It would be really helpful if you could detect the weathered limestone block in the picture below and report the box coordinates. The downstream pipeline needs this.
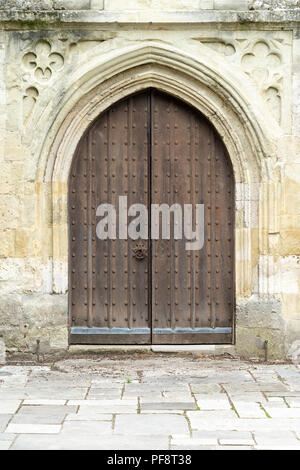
[281,293,300,319]
[103,0,249,10]
[0,258,53,294]
[0,0,103,9]
[214,0,248,9]
[250,0,299,9]
[0,230,15,258]
[236,295,283,329]
[0,0,53,9]
[0,195,19,229]
[90,0,103,9]
[285,320,300,355]
[0,293,68,355]
[235,326,285,359]
[53,0,90,9]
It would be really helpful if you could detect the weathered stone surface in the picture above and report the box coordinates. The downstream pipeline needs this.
[0,337,5,364]
[114,414,189,435]
[1,0,298,11]
[141,402,197,410]
[0,0,53,9]
[1,359,300,449]
[0,400,21,414]
[0,415,12,433]
[6,423,61,434]
[250,0,299,9]
[11,433,169,450]
[0,293,67,355]
[236,296,283,329]
[11,405,77,424]
[194,395,231,410]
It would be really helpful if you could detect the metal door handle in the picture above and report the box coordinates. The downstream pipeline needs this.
[132,243,147,261]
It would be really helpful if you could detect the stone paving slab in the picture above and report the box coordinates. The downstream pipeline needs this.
[141,402,197,411]
[132,393,165,401]
[0,400,21,414]
[140,410,184,414]
[23,400,67,405]
[6,424,62,434]
[172,436,218,447]
[262,407,300,418]
[77,404,138,414]
[11,405,78,425]
[223,383,289,393]
[188,410,239,428]
[0,441,14,450]
[229,392,267,403]
[87,390,121,399]
[0,433,15,441]
[114,414,190,435]
[1,357,300,450]
[11,433,170,450]
[286,398,300,407]
[61,421,113,436]
[190,383,222,394]
[194,395,231,410]
[22,388,88,400]
[65,413,113,421]
[0,415,12,433]
[232,402,267,418]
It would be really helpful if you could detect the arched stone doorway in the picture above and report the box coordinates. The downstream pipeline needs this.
[68,89,235,345]
[38,40,278,355]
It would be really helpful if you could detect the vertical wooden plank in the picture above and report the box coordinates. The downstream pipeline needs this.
[92,113,109,328]
[189,113,195,330]
[69,136,89,327]
[151,90,172,331]
[129,92,150,329]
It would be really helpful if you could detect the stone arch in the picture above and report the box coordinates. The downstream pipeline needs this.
[36,40,279,303]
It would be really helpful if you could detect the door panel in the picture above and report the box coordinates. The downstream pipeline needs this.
[69,89,234,345]
[69,93,151,344]
[151,90,234,344]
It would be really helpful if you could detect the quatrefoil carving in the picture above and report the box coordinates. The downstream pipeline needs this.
[22,40,64,83]
[241,41,281,85]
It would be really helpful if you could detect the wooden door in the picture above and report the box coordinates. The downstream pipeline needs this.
[69,89,234,345]
[151,90,234,344]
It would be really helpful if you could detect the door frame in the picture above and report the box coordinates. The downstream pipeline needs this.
[40,42,271,350]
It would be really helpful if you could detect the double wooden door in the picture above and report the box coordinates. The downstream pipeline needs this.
[69,89,234,345]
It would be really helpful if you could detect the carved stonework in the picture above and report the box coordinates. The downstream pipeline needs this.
[194,32,292,130]
[23,87,39,126]
[22,40,64,84]
[241,40,282,124]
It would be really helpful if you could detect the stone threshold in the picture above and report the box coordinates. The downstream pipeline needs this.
[68,344,236,355]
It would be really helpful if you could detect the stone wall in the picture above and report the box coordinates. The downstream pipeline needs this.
[0,3,299,360]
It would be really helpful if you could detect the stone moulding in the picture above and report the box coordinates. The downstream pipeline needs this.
[32,40,281,303]
[0,10,299,24]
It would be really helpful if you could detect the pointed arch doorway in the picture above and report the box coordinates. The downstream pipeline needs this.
[69,89,234,345]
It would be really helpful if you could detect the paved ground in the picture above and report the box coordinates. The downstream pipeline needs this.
[0,353,300,450]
